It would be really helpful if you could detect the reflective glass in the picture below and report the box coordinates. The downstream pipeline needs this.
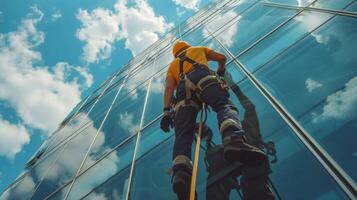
[42,111,96,157]
[204,0,259,37]
[346,1,357,11]
[311,0,354,10]
[239,11,333,71]
[190,64,347,199]
[31,117,104,200]
[218,3,295,56]
[66,136,136,200]
[0,145,64,200]
[130,134,176,199]
[143,74,165,125]
[46,184,69,200]
[80,83,147,172]
[87,77,125,120]
[82,167,131,200]
[252,15,357,182]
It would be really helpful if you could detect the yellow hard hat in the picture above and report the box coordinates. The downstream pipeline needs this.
[172,41,191,57]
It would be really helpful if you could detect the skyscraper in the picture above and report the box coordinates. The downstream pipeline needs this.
[1,0,356,199]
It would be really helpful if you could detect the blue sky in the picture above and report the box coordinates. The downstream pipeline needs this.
[0,0,210,193]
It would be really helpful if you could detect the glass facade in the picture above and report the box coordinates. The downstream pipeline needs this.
[1,0,356,199]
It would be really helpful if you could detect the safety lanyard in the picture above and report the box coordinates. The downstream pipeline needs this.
[190,102,206,200]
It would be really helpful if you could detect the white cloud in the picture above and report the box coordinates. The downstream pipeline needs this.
[51,9,62,21]
[76,8,121,63]
[313,76,357,123]
[115,0,173,56]
[172,0,200,11]
[203,11,240,47]
[305,78,323,93]
[295,11,331,45]
[119,112,140,133]
[176,7,185,17]
[2,175,35,200]
[0,118,30,160]
[76,0,173,63]
[0,6,92,135]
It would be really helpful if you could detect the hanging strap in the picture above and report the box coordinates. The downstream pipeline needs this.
[190,102,205,200]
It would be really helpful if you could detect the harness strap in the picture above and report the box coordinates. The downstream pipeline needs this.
[197,75,220,92]
[174,99,201,112]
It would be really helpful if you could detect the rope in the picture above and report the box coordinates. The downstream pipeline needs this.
[190,102,206,200]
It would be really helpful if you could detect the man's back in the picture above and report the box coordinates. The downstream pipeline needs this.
[166,46,213,85]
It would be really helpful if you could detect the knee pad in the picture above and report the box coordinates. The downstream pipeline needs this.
[219,118,243,136]
[172,155,193,174]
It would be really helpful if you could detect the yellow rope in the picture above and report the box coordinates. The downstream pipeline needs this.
[190,103,205,200]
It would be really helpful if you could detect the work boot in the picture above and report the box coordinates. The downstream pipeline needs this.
[172,155,196,200]
[172,170,191,200]
[223,135,266,166]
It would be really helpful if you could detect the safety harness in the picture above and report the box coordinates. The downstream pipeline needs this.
[173,51,226,113]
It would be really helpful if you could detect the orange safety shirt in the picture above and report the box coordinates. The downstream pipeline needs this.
[166,46,213,86]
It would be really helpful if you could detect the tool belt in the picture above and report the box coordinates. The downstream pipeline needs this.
[173,51,228,113]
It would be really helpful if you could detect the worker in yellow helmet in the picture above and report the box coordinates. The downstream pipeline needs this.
[160,41,266,199]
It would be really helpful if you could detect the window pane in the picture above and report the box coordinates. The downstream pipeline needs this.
[82,167,131,200]
[218,3,295,56]
[252,15,357,182]
[31,117,104,200]
[191,64,347,199]
[80,83,147,172]
[130,134,176,199]
[66,136,136,200]
[311,0,354,10]
[0,143,64,200]
[346,1,357,11]
[239,10,333,71]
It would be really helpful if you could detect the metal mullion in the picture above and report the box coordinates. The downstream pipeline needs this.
[42,81,160,200]
[49,72,119,148]
[229,0,354,95]
[63,63,134,200]
[43,94,91,156]
[263,1,357,18]
[125,76,153,200]
[204,0,259,41]
[233,0,320,60]
[80,134,174,200]
[179,0,237,39]
[205,21,357,199]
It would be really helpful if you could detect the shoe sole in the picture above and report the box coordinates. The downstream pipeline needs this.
[173,177,189,200]
[224,147,267,166]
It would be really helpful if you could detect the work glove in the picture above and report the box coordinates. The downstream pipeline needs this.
[216,68,225,77]
[160,109,173,133]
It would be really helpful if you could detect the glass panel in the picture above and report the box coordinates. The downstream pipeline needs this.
[268,0,311,7]
[252,15,357,182]
[311,0,354,10]
[87,77,125,120]
[143,74,165,125]
[43,111,96,157]
[46,184,69,200]
[80,83,147,172]
[346,1,357,11]
[204,0,259,38]
[0,174,36,200]
[31,117,104,200]
[219,3,295,56]
[129,120,174,199]
[239,11,333,71]
[82,167,131,200]
[0,145,64,200]
[66,136,136,200]
[191,64,347,199]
